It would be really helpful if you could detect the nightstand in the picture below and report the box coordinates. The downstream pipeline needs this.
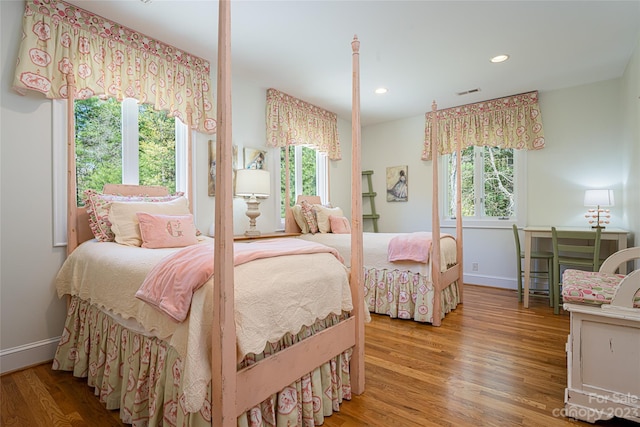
[233,232,301,241]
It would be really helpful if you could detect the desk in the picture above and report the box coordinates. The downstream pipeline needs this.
[523,226,628,308]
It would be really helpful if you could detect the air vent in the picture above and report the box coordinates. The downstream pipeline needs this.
[456,88,481,96]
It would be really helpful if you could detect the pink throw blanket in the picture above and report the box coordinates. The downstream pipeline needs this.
[135,238,344,322]
[388,232,436,263]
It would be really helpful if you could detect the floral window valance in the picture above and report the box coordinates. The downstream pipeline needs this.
[266,88,341,160]
[13,0,216,134]
[422,91,545,160]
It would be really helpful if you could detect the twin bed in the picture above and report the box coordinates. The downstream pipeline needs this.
[288,195,462,326]
[45,2,461,426]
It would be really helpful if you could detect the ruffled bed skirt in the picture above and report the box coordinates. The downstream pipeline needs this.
[52,296,352,426]
[363,267,460,323]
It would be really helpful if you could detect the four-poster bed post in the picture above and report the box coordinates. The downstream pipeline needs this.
[429,101,464,327]
[350,35,365,394]
[212,0,236,425]
[66,73,77,255]
[211,2,364,424]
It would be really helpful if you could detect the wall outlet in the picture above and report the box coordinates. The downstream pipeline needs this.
[472,262,479,272]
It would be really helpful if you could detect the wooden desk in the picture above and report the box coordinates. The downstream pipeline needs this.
[523,226,628,308]
[233,232,300,241]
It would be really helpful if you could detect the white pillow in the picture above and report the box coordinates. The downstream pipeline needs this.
[313,205,343,233]
[292,204,310,234]
[110,197,191,246]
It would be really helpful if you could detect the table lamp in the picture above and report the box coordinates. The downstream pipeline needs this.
[235,169,270,237]
[584,189,614,229]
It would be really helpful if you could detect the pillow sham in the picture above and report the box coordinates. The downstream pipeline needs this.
[329,215,351,234]
[137,212,198,249]
[314,205,343,233]
[109,197,191,246]
[291,204,310,234]
[299,200,319,234]
[83,189,184,242]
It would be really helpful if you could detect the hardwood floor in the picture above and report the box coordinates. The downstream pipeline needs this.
[1,284,636,426]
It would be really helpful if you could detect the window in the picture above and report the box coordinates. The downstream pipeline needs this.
[279,145,328,219]
[74,97,186,204]
[53,98,187,245]
[443,146,525,226]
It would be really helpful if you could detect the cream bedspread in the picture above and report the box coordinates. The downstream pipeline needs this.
[55,237,352,412]
[298,232,457,274]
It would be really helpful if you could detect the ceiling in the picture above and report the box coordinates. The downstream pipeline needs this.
[65,0,640,127]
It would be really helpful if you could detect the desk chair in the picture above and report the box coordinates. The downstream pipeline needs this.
[513,224,554,305]
[551,227,602,314]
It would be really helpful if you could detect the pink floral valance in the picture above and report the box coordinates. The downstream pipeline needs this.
[266,88,341,160]
[13,0,216,134]
[422,91,545,160]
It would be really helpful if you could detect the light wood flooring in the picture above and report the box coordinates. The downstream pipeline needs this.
[1,284,636,426]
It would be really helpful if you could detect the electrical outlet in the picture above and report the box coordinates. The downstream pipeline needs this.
[472,262,479,272]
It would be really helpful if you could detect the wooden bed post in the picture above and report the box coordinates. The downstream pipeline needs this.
[350,35,365,394]
[430,101,443,327]
[212,0,237,425]
[455,122,464,304]
[66,73,78,255]
[186,103,194,213]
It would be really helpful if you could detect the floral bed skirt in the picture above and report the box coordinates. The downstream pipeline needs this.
[52,296,352,426]
[363,267,460,323]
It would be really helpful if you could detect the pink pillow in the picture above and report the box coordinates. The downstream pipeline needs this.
[136,212,198,249]
[329,215,351,234]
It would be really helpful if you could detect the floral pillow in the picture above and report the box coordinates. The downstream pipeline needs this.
[137,212,198,249]
[299,200,319,234]
[83,189,184,242]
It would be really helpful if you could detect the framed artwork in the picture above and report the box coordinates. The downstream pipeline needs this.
[244,147,266,170]
[208,140,238,197]
[386,165,408,202]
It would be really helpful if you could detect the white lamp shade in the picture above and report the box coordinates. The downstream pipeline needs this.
[235,169,270,197]
[584,189,614,207]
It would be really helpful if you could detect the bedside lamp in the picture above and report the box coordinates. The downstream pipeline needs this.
[584,189,614,229]
[235,169,270,237]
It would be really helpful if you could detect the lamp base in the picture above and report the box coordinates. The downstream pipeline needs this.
[591,225,606,230]
[244,195,262,237]
[244,229,261,237]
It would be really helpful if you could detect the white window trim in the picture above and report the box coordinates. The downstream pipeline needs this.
[439,148,527,229]
[52,99,187,247]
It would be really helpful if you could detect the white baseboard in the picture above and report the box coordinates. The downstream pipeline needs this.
[0,337,60,375]
[463,273,517,290]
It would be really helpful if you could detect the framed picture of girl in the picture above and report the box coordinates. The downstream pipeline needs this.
[386,165,408,202]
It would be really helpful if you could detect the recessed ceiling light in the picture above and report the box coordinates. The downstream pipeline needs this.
[490,54,510,63]
[374,87,388,94]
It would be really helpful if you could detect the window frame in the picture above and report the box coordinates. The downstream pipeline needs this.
[277,145,328,229]
[52,98,188,246]
[439,146,527,229]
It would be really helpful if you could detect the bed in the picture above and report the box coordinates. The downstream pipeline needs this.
[288,195,461,325]
[562,247,640,423]
[48,2,366,426]
[284,101,465,327]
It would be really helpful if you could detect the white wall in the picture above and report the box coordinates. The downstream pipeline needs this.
[621,35,640,268]
[1,1,69,373]
[332,75,638,289]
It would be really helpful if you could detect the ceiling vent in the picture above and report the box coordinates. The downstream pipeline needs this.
[456,88,481,96]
